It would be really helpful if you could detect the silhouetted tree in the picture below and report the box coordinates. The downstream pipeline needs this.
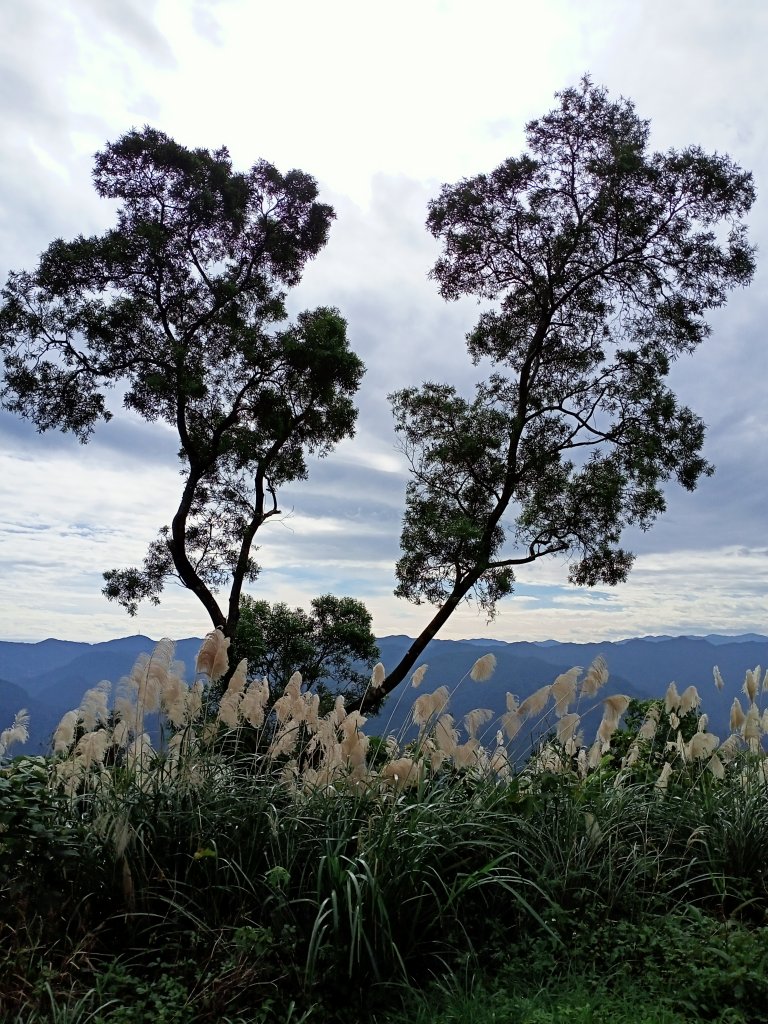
[0,129,365,636]
[359,77,755,709]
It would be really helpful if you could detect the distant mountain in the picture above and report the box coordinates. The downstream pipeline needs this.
[365,637,645,745]
[0,636,203,754]
[1,632,766,757]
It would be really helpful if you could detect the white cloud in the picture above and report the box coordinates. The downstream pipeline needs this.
[1,0,766,643]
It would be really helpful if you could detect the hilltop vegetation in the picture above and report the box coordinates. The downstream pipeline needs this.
[2,632,768,1022]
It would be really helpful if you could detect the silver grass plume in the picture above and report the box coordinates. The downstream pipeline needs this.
[470,653,496,682]
[464,708,493,739]
[410,664,428,688]
[678,685,701,717]
[551,668,580,717]
[581,656,609,697]
[0,709,29,757]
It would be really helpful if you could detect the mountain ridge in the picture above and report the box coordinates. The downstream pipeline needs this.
[2,633,766,755]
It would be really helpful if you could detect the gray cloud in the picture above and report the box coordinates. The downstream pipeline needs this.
[1,0,766,643]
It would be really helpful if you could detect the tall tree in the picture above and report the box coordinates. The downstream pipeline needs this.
[0,128,365,636]
[358,77,755,709]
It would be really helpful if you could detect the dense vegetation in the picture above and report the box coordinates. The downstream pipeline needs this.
[2,634,767,1023]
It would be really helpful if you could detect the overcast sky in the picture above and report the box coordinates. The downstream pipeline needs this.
[0,0,766,645]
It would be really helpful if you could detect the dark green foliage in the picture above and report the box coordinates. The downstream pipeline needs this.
[231,593,380,707]
[374,77,755,702]
[0,756,106,929]
[3,741,768,1022]
[0,128,365,635]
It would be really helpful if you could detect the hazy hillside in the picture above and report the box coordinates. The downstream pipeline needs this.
[1,633,765,755]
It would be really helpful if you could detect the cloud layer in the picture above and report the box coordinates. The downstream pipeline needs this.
[1,0,766,643]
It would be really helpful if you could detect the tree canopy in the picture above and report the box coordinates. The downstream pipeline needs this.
[231,594,380,709]
[0,128,365,636]
[362,77,755,707]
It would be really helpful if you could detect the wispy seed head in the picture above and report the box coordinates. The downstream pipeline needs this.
[470,654,496,682]
[410,664,427,689]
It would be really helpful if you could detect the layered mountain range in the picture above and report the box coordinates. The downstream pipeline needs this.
[1,633,766,755]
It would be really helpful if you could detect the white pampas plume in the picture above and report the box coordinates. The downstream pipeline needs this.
[272,672,304,725]
[111,720,130,748]
[228,659,249,694]
[718,733,742,764]
[410,664,428,688]
[434,714,458,755]
[187,680,204,722]
[686,732,719,761]
[665,683,681,713]
[678,686,700,717]
[707,754,725,780]
[596,695,629,746]
[371,663,386,689]
[243,679,274,729]
[381,756,420,791]
[161,671,188,728]
[452,739,480,769]
[195,628,230,681]
[0,709,30,757]
[114,694,138,735]
[501,709,523,741]
[587,739,603,769]
[79,681,111,732]
[743,705,761,744]
[603,694,630,719]
[470,653,496,682]
[713,666,725,692]
[581,656,609,697]
[743,666,761,705]
[638,704,661,741]
[597,717,618,747]
[489,746,511,778]
[500,693,521,741]
[127,733,153,772]
[269,724,300,758]
[551,668,580,717]
[217,658,249,729]
[130,640,176,715]
[340,711,368,768]
[412,686,450,727]
[556,712,581,745]
[217,694,240,729]
[584,812,602,845]
[730,698,746,732]
[517,685,551,720]
[74,728,110,768]
[53,710,78,755]
[464,708,493,739]
[548,667,581,716]
[623,742,640,768]
[128,654,162,714]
